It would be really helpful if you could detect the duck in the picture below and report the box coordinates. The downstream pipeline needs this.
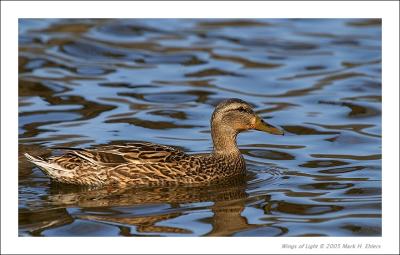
[25,98,284,187]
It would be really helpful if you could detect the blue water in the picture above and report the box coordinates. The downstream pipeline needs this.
[19,18,381,236]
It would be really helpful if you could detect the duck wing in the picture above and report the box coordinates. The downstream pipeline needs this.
[54,142,187,166]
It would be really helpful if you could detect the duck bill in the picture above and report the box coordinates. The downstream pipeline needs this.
[254,116,284,135]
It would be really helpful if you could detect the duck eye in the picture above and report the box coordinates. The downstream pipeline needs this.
[237,107,247,113]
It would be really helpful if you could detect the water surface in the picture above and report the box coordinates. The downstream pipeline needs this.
[19,19,381,236]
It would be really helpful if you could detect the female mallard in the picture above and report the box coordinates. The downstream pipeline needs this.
[25,98,284,187]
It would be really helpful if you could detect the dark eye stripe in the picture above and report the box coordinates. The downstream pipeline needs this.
[237,107,252,113]
[226,106,252,113]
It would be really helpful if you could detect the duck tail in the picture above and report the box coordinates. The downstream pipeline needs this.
[24,153,69,179]
[24,153,43,162]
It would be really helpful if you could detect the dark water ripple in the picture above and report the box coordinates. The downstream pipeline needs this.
[18,19,381,236]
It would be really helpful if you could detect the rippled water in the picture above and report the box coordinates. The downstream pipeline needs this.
[18,19,381,236]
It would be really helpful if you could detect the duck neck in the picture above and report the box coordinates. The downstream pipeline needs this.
[211,123,241,156]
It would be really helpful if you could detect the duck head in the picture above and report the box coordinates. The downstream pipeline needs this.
[211,98,284,153]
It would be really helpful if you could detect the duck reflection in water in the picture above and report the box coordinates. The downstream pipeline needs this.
[20,176,286,236]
